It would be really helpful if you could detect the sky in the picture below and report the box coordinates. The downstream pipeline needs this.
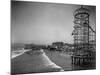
[11,1,96,45]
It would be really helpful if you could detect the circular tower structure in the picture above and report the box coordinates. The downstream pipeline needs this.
[72,6,90,51]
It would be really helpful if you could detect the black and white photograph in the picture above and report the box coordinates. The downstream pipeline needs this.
[11,0,96,75]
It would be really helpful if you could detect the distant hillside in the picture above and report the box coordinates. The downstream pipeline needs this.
[11,43,25,51]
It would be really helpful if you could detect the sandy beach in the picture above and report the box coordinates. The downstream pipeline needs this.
[11,49,64,74]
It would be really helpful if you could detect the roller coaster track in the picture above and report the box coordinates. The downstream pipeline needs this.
[88,25,96,34]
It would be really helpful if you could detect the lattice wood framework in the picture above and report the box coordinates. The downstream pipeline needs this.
[72,6,96,51]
